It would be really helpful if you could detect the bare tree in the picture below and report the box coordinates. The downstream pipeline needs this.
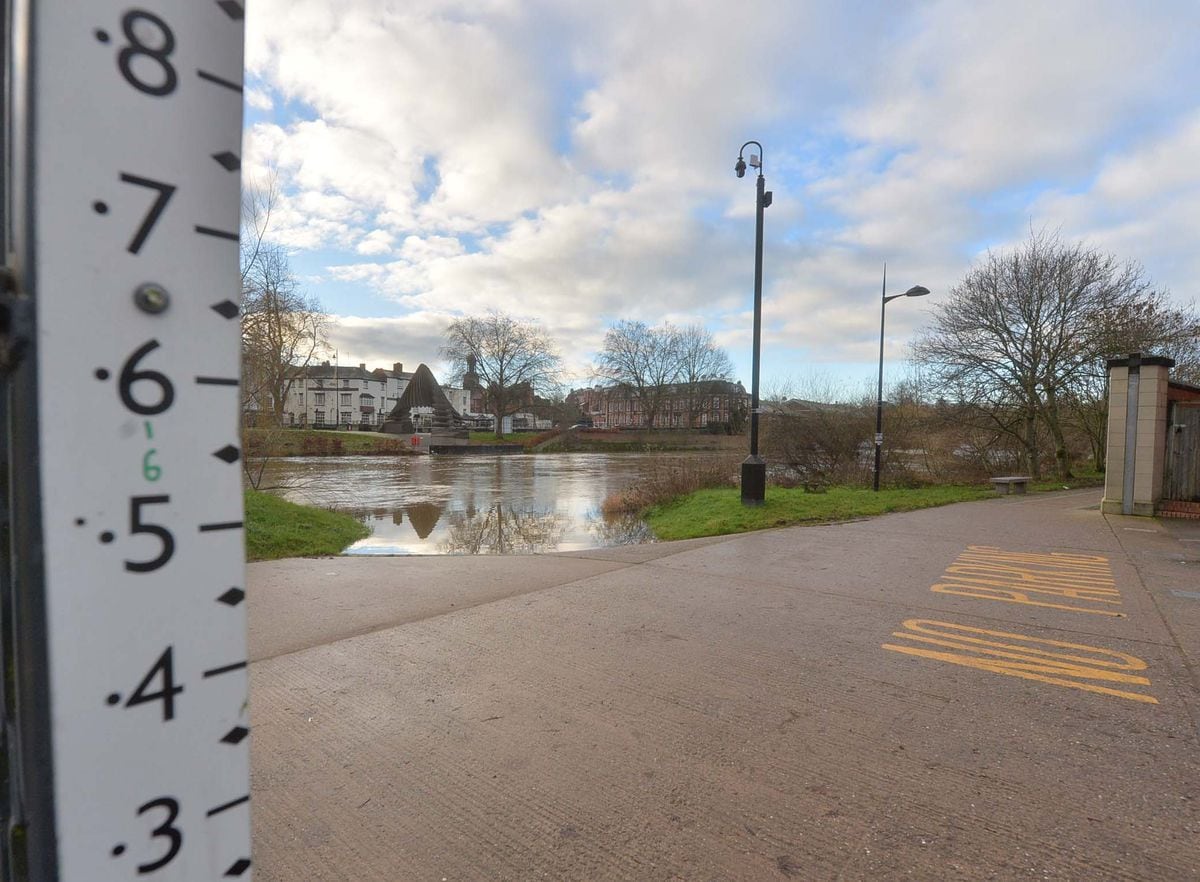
[677,324,734,428]
[441,311,563,438]
[1064,295,1200,470]
[914,229,1199,480]
[595,320,683,428]
[761,376,872,485]
[236,172,330,492]
[240,172,278,296]
[240,245,329,427]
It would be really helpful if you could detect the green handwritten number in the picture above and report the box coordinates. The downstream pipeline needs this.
[143,449,161,482]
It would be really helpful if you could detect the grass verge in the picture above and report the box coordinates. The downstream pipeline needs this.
[243,428,415,457]
[467,431,546,447]
[644,485,993,541]
[1027,469,1106,493]
[244,489,371,561]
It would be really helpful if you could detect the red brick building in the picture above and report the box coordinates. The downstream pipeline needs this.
[568,381,748,430]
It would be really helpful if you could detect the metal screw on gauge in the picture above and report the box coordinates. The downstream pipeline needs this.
[134,283,170,315]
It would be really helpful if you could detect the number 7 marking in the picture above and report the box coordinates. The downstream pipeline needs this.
[119,173,176,254]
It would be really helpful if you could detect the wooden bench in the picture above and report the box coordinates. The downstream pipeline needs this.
[990,476,1032,495]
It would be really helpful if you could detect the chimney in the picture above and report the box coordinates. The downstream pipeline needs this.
[322,360,330,367]
[393,362,403,373]
[359,363,366,370]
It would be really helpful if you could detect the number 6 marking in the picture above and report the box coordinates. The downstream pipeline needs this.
[142,449,161,482]
[119,340,175,416]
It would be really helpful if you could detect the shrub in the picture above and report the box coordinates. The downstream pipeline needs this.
[525,428,563,448]
[601,455,739,515]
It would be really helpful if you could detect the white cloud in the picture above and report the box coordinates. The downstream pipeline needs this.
[356,229,395,256]
[1029,112,1200,298]
[244,86,273,111]
[245,0,1200,389]
[326,313,451,377]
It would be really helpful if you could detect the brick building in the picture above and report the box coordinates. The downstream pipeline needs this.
[567,380,748,430]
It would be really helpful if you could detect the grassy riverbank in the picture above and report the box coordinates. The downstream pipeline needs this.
[244,489,371,561]
[644,485,993,541]
[538,429,744,453]
[244,428,415,457]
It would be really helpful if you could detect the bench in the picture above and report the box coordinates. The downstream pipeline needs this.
[990,476,1032,495]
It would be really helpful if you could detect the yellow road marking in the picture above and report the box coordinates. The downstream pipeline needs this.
[882,618,1157,704]
[931,545,1123,615]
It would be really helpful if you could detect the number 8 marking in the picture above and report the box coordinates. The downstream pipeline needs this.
[117,10,178,97]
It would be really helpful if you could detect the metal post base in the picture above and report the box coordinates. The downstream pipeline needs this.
[741,456,766,506]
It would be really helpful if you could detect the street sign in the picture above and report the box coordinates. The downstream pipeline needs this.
[4,1,250,878]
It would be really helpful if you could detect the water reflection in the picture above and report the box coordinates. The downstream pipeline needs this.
[404,502,443,539]
[262,452,681,555]
[439,505,567,554]
[588,513,656,546]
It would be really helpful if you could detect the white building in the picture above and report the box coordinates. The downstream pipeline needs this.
[248,360,486,431]
[281,361,414,429]
[443,386,471,417]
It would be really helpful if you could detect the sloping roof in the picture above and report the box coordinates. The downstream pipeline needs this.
[285,363,415,382]
[298,365,414,381]
[381,363,465,435]
[568,379,748,399]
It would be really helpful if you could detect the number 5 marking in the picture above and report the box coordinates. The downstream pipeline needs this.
[119,173,176,254]
[126,495,175,573]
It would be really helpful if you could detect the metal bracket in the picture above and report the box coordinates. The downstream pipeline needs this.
[0,267,32,375]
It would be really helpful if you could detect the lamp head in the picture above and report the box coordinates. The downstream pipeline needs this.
[734,157,746,178]
[904,285,930,298]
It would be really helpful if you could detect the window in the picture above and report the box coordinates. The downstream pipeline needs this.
[314,409,324,423]
[340,393,351,406]
[314,393,325,405]
[341,411,351,424]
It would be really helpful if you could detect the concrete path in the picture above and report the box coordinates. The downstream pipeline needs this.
[247,490,1200,880]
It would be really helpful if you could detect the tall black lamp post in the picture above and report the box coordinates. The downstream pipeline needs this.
[873,265,929,491]
[735,141,772,505]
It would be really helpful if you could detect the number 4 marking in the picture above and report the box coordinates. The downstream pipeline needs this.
[125,647,183,721]
[119,173,176,254]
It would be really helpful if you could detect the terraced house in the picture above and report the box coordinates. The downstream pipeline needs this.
[568,380,749,430]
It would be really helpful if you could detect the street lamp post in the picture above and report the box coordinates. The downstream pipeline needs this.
[735,141,772,505]
[873,265,929,491]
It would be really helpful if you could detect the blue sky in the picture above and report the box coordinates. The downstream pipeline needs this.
[243,0,1200,397]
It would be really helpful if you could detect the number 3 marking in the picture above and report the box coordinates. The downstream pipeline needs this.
[135,797,182,873]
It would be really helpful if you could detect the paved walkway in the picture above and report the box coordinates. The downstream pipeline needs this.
[247,490,1200,880]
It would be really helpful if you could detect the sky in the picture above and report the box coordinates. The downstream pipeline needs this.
[242,0,1200,398]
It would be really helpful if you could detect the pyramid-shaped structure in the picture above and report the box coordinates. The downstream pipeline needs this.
[381,363,467,437]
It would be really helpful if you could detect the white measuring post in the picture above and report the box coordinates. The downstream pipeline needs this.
[3,0,250,878]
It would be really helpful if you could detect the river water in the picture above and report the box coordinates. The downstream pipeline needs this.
[262,452,677,555]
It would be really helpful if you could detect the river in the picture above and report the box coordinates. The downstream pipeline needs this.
[261,452,684,555]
